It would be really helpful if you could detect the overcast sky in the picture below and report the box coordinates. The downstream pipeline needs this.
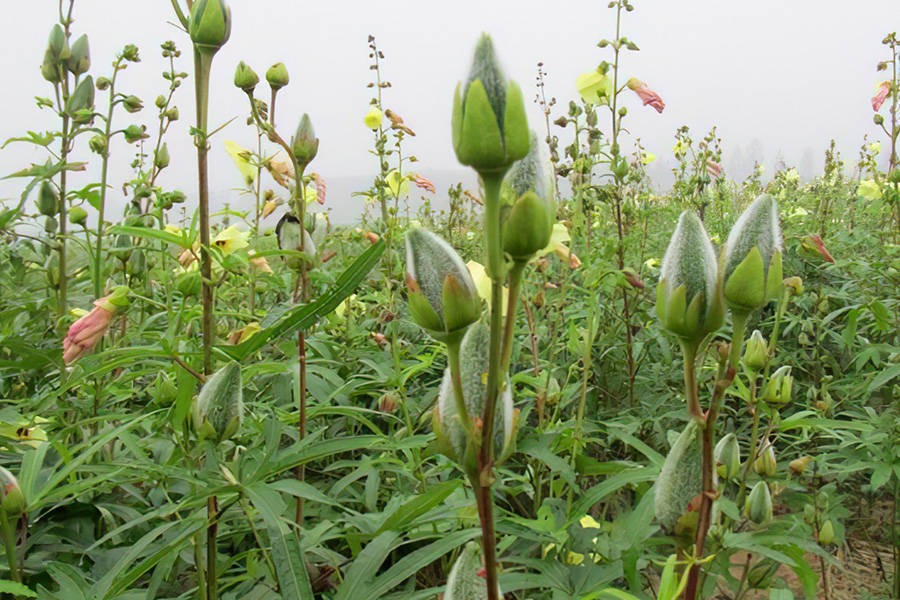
[0,1,894,223]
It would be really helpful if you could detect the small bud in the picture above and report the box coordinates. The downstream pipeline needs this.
[721,194,784,315]
[656,210,724,345]
[192,361,243,443]
[189,0,232,53]
[783,276,803,296]
[501,131,554,260]
[405,228,481,342]
[745,481,773,525]
[789,455,812,475]
[715,432,741,480]
[754,438,777,477]
[166,107,180,121]
[234,61,259,93]
[265,62,290,91]
[291,113,319,170]
[874,113,885,125]
[155,94,167,109]
[452,34,529,172]
[66,75,95,124]
[742,329,768,372]
[764,366,792,404]
[36,181,58,216]
[67,34,90,76]
[123,124,148,144]
[68,206,88,226]
[818,520,835,545]
[45,216,58,234]
[155,143,170,169]
[121,44,140,62]
[0,466,25,516]
[122,95,144,113]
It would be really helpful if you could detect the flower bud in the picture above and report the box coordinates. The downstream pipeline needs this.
[189,0,232,53]
[764,366,792,404]
[265,62,289,91]
[88,134,107,155]
[36,181,58,216]
[155,143,171,169]
[122,95,143,113]
[818,520,835,545]
[789,455,812,475]
[291,113,319,170]
[0,466,25,516]
[405,228,481,342]
[192,361,243,443]
[745,481,773,525]
[452,34,529,173]
[443,542,502,600]
[364,106,383,129]
[47,25,69,63]
[124,124,148,144]
[874,114,885,125]
[500,131,555,260]
[783,276,803,296]
[68,206,88,226]
[45,216,58,234]
[166,107,180,121]
[434,322,516,473]
[742,329,768,372]
[715,432,741,480]
[655,421,704,531]
[41,48,61,83]
[66,75,95,124]
[721,194,784,315]
[656,210,724,345]
[67,34,91,76]
[155,94,167,109]
[63,286,130,363]
[754,439,777,477]
[234,61,259,93]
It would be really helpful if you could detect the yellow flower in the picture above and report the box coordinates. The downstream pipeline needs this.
[576,69,613,105]
[213,225,249,255]
[364,107,383,129]
[466,260,507,314]
[224,141,257,186]
[262,200,278,219]
[641,152,656,165]
[869,141,882,154]
[858,179,882,202]
[0,417,49,448]
[165,224,181,235]
[386,169,410,198]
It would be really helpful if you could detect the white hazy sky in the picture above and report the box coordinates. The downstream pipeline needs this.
[0,1,894,223]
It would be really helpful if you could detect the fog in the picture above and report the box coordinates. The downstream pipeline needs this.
[0,1,894,223]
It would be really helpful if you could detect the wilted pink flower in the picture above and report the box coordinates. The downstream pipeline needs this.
[365,231,380,245]
[802,234,835,263]
[411,173,436,193]
[706,159,723,178]
[313,172,327,205]
[63,288,129,364]
[627,78,665,113]
[872,81,891,111]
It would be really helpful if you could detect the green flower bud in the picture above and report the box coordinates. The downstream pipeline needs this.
[819,520,835,545]
[41,48,61,83]
[745,481,773,525]
[122,95,143,113]
[155,94,167,109]
[66,75,95,124]
[405,228,481,342]
[36,181,58,216]
[721,194,783,315]
[68,206,88,226]
[291,113,319,169]
[874,114,885,125]
[189,0,232,53]
[155,143,170,169]
[764,365,792,404]
[452,34,529,173]
[166,107,180,122]
[0,466,25,517]
[67,34,90,76]
[47,25,69,63]
[656,210,724,345]
[715,432,741,480]
[96,77,112,91]
[443,542,502,600]
[89,134,107,155]
[753,438,777,477]
[655,421,706,531]
[501,131,555,260]
[742,329,768,372]
[44,216,58,234]
[177,271,201,296]
[234,61,259,93]
[783,276,803,296]
[192,361,243,443]
[123,124,148,144]
[266,62,290,91]
[434,322,516,474]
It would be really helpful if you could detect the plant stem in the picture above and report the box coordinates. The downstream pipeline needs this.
[194,48,215,375]
[293,165,309,527]
[728,311,748,370]
[94,63,120,299]
[0,510,20,583]
[500,260,526,371]
[206,495,218,600]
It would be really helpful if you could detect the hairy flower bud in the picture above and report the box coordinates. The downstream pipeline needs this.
[36,181,58,216]
[745,481,773,525]
[443,542,502,600]
[742,329,768,372]
[265,62,289,91]
[452,34,529,173]
[501,131,555,260]
[0,466,25,516]
[189,0,232,53]
[655,422,705,531]
[234,61,259,93]
[405,228,481,342]
[764,366,792,404]
[656,210,724,345]
[291,113,319,170]
[192,361,243,443]
[721,194,784,315]
[715,432,741,480]
[67,34,91,76]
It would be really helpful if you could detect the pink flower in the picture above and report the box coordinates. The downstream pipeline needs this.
[627,78,665,113]
[63,292,126,363]
[872,81,891,112]
[706,159,723,178]
[313,172,327,205]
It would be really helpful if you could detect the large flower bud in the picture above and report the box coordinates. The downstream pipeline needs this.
[715,432,741,480]
[47,25,70,63]
[66,75,95,124]
[452,34,529,173]
[501,131,555,260]
[655,421,704,532]
[67,34,91,76]
[234,61,259,94]
[36,181,58,216]
[443,542,502,600]
[0,466,25,516]
[745,481,773,525]
[721,194,783,315]
[433,322,516,475]
[189,0,232,53]
[291,113,319,170]
[405,228,481,342]
[764,366,793,404]
[192,361,243,444]
[656,210,724,345]
[753,438,777,477]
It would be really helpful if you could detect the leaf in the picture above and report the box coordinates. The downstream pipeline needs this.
[569,468,657,525]
[333,531,400,600]
[870,364,900,393]
[0,580,38,597]
[108,224,193,248]
[218,240,385,361]
[376,480,460,533]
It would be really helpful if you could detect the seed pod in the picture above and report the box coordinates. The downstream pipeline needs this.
[764,366,792,404]
[443,542,501,600]
[265,62,289,91]
[234,61,259,93]
[501,131,554,260]
[452,34,529,172]
[291,113,319,170]
[715,432,741,480]
[656,210,724,345]
[189,0,232,53]
[67,34,90,76]
[0,466,25,516]
[753,439,777,478]
[68,206,88,226]
[721,194,783,315]
[192,361,243,443]
[66,75,95,124]
[818,520,835,545]
[36,181,58,216]
[655,421,703,531]
[405,228,481,342]
[745,481,773,525]
[742,329,768,372]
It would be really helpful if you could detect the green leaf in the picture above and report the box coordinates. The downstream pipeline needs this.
[0,580,37,597]
[108,224,193,248]
[870,364,900,392]
[377,480,461,533]
[333,531,400,600]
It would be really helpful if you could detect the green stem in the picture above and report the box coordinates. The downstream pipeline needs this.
[680,342,702,424]
[0,510,19,583]
[194,48,215,375]
[94,65,120,299]
[206,496,218,600]
[446,337,471,427]
[499,260,526,372]
[729,311,749,369]
[57,114,70,322]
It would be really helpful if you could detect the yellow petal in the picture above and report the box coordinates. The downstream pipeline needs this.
[213,225,250,255]
[224,141,257,185]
